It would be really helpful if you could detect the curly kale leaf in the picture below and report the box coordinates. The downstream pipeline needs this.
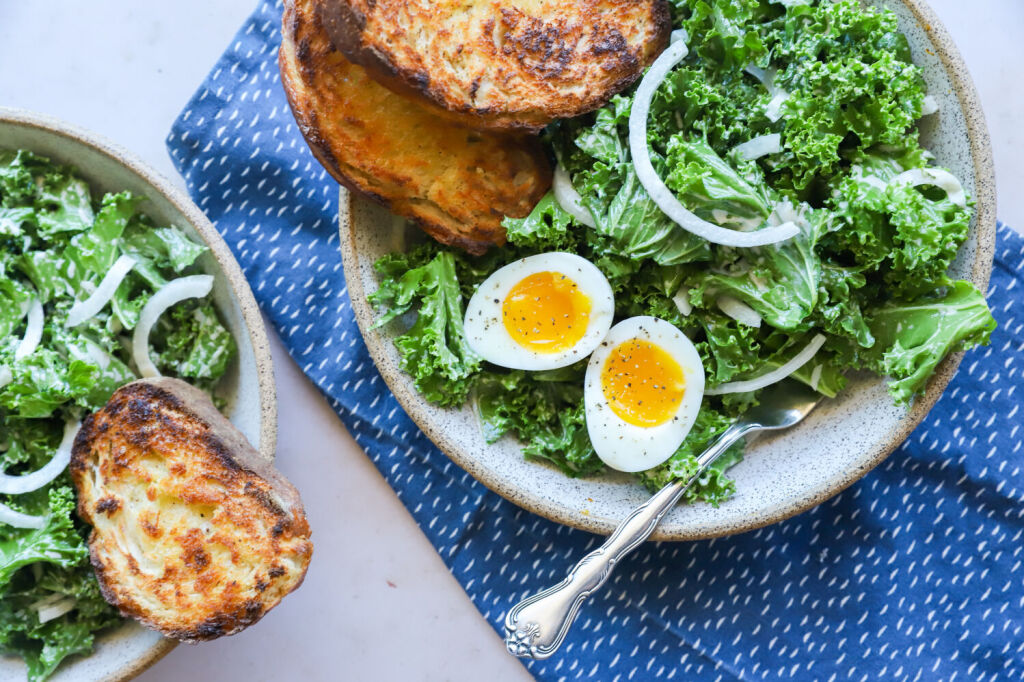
[153,303,237,391]
[474,365,603,477]
[764,0,927,191]
[502,192,576,251]
[564,99,712,266]
[673,0,768,75]
[863,281,996,403]
[665,135,772,223]
[637,408,743,505]
[689,201,827,331]
[370,250,482,407]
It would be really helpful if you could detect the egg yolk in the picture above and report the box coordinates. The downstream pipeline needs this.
[502,271,591,354]
[601,339,686,427]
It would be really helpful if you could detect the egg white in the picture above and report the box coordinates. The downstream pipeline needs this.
[584,316,705,472]
[463,253,614,371]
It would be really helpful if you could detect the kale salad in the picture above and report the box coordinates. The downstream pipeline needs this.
[0,150,236,680]
[369,0,996,504]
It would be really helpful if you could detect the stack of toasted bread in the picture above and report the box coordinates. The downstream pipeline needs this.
[280,0,670,253]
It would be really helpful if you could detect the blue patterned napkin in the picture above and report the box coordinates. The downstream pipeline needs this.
[167,2,1024,678]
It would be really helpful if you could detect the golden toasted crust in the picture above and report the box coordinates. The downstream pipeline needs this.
[279,0,552,254]
[70,378,312,643]
[314,0,671,132]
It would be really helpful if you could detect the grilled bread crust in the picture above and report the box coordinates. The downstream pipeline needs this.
[280,0,552,254]
[70,378,312,643]
[314,0,671,132]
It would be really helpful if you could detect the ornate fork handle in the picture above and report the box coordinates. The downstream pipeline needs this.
[503,422,755,659]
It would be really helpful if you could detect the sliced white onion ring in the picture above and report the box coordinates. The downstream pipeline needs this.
[890,168,966,208]
[672,286,692,317]
[921,95,939,116]
[733,133,782,161]
[66,255,136,327]
[133,275,214,378]
[0,501,46,529]
[15,299,44,361]
[717,295,762,328]
[629,42,799,248]
[0,421,79,495]
[706,334,826,395]
[552,165,596,228]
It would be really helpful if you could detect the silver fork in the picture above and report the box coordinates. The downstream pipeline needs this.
[503,380,824,659]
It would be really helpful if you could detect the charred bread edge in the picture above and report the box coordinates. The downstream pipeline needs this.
[70,377,310,642]
[313,0,672,131]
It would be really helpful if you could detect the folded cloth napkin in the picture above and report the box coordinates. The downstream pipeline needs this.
[167,2,1024,678]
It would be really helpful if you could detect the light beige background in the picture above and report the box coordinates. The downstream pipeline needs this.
[0,1,1020,680]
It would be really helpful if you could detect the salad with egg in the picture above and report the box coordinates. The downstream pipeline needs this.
[369,0,996,502]
[0,150,235,680]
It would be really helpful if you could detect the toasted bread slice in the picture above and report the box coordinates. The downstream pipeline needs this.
[314,0,671,132]
[280,0,552,254]
[70,378,312,642]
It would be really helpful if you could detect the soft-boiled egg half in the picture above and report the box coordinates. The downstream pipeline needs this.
[584,316,705,472]
[464,253,614,370]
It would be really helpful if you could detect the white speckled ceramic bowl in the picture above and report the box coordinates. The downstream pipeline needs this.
[338,0,995,541]
[0,109,277,681]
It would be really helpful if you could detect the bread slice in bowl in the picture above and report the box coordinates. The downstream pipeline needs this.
[71,378,312,642]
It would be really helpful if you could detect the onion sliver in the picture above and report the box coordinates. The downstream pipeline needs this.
[743,64,789,121]
[552,165,596,228]
[744,64,771,87]
[66,254,136,327]
[672,286,693,317]
[0,421,79,495]
[866,176,888,191]
[717,295,762,328]
[706,334,826,395]
[810,364,823,391]
[30,592,68,611]
[921,95,939,116]
[37,597,77,623]
[734,133,782,161]
[629,42,799,248]
[0,366,11,390]
[0,502,46,529]
[83,339,112,370]
[133,275,214,378]
[15,299,44,361]
[890,168,966,208]
[765,91,789,122]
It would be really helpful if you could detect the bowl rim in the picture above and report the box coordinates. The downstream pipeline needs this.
[338,0,996,542]
[0,107,279,680]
